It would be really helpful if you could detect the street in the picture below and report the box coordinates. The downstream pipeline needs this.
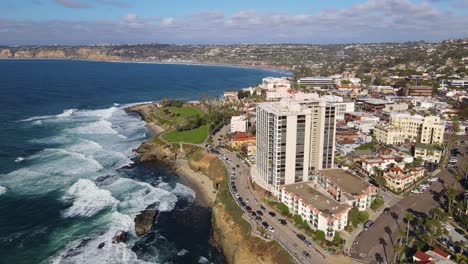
[211,125,358,264]
[350,141,466,263]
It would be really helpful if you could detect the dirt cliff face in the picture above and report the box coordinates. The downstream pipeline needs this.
[0,49,12,58]
[77,47,122,60]
[14,50,34,58]
[211,203,293,264]
[35,49,66,58]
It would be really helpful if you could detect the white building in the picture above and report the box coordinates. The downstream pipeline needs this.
[314,169,378,211]
[255,99,337,193]
[298,76,334,89]
[230,116,248,133]
[260,77,291,90]
[280,182,350,240]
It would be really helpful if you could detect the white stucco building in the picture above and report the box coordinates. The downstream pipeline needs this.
[230,115,248,133]
[280,182,350,240]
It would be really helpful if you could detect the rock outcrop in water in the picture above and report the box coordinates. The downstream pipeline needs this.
[134,209,159,237]
[112,230,127,244]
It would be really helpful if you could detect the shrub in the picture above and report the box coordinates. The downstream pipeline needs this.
[315,230,326,241]
[276,202,290,215]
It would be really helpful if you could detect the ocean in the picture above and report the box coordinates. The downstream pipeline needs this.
[0,59,285,264]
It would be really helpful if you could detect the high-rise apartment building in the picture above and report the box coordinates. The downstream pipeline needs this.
[255,99,336,193]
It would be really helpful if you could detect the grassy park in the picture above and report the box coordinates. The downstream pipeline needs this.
[162,124,208,144]
[154,101,209,144]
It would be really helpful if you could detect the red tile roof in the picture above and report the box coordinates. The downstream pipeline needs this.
[414,250,432,261]
[432,248,450,259]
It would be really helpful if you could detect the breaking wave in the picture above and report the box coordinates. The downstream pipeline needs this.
[1,104,190,263]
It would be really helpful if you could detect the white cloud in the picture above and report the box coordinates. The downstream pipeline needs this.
[1,0,467,44]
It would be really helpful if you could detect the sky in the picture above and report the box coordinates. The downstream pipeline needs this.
[0,0,467,45]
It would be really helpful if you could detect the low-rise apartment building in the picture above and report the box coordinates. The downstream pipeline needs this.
[414,143,444,163]
[383,167,425,192]
[314,169,378,211]
[374,114,445,145]
[230,115,248,133]
[280,182,350,240]
[403,86,433,97]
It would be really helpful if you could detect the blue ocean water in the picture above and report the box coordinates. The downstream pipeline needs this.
[0,59,284,264]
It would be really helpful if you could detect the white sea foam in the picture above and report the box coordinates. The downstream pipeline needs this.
[56,109,76,118]
[106,178,178,216]
[199,256,211,264]
[14,157,24,163]
[75,107,118,120]
[170,183,196,201]
[62,179,118,218]
[65,139,103,155]
[177,249,189,256]
[51,212,150,264]
[68,120,122,136]
[0,186,6,195]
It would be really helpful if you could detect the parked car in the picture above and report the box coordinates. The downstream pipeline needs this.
[250,211,257,217]
[245,198,250,203]
[296,233,306,241]
[255,216,262,221]
[364,220,374,230]
[268,226,275,232]
[305,240,312,247]
[246,206,252,211]
[260,205,266,210]
[240,201,246,207]
[302,251,311,259]
[278,219,287,225]
[262,222,269,228]
[268,211,276,217]
[442,224,452,231]
[256,210,263,216]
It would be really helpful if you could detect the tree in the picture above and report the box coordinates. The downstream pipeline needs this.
[446,186,457,214]
[405,212,414,244]
[316,230,326,241]
[293,65,313,81]
[371,196,385,210]
[357,211,370,223]
[333,232,342,246]
[348,207,360,227]
[276,202,290,216]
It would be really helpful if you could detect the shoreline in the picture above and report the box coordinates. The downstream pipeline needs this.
[126,103,217,208]
[0,57,292,74]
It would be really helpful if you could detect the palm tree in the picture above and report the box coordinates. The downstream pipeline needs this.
[405,212,414,244]
[446,186,457,214]
[393,243,400,263]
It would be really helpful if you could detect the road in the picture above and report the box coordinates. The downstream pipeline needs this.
[211,125,359,264]
[351,141,466,264]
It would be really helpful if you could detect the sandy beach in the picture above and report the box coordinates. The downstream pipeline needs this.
[176,159,217,207]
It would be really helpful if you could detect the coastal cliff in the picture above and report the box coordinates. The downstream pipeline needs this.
[126,102,294,264]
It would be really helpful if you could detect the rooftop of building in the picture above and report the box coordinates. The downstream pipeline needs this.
[415,143,444,151]
[281,182,349,215]
[257,99,327,115]
[408,86,433,90]
[317,169,375,195]
[362,99,389,105]
[299,76,333,81]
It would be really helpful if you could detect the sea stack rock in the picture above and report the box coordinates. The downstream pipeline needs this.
[134,209,158,236]
[112,230,127,244]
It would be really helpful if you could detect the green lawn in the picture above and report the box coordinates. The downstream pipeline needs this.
[156,106,205,123]
[162,124,208,144]
[355,142,377,150]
